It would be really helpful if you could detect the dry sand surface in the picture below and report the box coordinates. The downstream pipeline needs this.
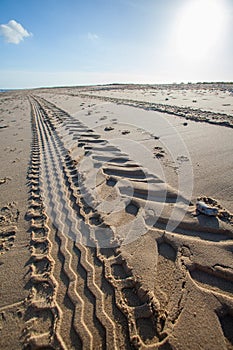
[0,83,233,350]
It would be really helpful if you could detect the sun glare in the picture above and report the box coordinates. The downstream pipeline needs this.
[173,0,228,61]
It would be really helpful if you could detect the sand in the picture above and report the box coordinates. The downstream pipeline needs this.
[0,83,233,349]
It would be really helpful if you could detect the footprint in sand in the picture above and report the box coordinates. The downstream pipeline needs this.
[176,155,189,165]
[0,226,17,254]
[0,203,19,254]
[100,116,107,120]
[104,126,114,131]
[0,178,11,185]
[153,146,165,159]
[121,130,130,135]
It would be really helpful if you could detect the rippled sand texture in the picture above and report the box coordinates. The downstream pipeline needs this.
[0,84,233,350]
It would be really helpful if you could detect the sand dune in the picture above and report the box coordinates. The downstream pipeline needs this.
[0,84,233,349]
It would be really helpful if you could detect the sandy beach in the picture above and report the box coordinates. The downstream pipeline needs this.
[0,83,233,350]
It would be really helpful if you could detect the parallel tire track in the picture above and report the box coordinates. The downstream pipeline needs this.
[30,97,119,349]
[24,100,66,349]
[29,95,169,349]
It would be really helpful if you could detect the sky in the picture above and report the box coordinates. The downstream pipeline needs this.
[0,0,232,88]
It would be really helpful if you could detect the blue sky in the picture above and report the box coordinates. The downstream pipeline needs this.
[0,0,232,88]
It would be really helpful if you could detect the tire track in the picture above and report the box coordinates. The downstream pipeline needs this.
[30,95,176,349]
[23,100,66,349]
[30,97,119,349]
[30,94,233,349]
[37,101,117,348]
[80,91,233,128]
[30,94,173,348]
[33,100,94,349]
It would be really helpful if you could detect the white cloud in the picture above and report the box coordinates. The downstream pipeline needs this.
[0,19,32,44]
[87,32,99,41]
